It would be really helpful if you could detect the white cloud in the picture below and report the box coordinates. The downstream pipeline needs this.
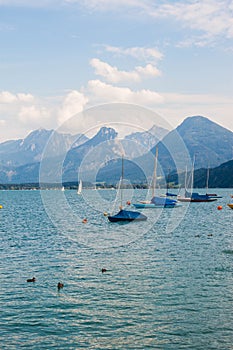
[69,1,233,45]
[148,0,233,45]
[104,45,163,62]
[136,64,161,77]
[65,0,233,44]
[0,91,17,103]
[18,105,51,127]
[90,58,161,83]
[17,93,35,102]
[65,0,145,11]
[90,58,139,83]
[2,0,232,44]
[0,91,34,103]
[86,79,163,105]
[57,90,88,125]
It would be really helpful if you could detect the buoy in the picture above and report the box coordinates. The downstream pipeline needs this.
[217,205,222,210]
[0,205,2,209]
[126,200,131,205]
[82,218,88,223]
[103,212,108,216]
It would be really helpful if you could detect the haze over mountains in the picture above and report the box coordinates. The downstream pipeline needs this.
[0,115,233,187]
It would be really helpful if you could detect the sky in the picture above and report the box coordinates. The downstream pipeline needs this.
[0,0,233,141]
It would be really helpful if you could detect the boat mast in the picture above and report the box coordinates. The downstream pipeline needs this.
[191,155,195,193]
[120,155,124,209]
[206,165,210,192]
[184,165,187,190]
[167,167,171,193]
[152,146,158,198]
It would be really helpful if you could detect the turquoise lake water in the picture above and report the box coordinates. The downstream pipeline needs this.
[0,189,233,349]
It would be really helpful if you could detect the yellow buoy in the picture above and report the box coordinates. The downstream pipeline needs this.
[103,212,108,216]
[0,205,2,209]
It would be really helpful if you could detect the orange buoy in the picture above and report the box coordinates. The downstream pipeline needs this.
[126,200,131,205]
[217,205,222,210]
[82,218,88,223]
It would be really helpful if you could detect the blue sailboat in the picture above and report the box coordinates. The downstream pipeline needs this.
[133,147,178,209]
[108,156,147,222]
[178,159,217,202]
[108,209,147,222]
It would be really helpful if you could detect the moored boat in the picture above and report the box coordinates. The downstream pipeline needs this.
[108,209,147,222]
[133,147,179,209]
[227,195,233,209]
[178,190,217,202]
[178,159,218,203]
[134,196,178,208]
[108,156,147,222]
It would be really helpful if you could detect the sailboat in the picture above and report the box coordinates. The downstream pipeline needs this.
[178,158,217,202]
[165,168,178,197]
[133,147,178,208]
[77,180,82,195]
[205,166,222,198]
[227,195,233,209]
[108,156,147,222]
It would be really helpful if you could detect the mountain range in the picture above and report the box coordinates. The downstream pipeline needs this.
[0,115,233,187]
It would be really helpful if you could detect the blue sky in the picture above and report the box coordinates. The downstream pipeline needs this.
[0,0,233,141]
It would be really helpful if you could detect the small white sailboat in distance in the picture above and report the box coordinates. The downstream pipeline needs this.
[77,180,82,195]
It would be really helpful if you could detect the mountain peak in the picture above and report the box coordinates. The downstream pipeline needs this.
[90,127,118,146]
[97,126,118,139]
[178,115,232,134]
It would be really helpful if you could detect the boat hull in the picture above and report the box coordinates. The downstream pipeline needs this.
[133,203,178,208]
[108,209,147,222]
[133,195,178,209]
[227,203,233,209]
[178,197,217,202]
[178,191,218,202]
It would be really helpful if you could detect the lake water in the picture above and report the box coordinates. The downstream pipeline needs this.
[0,189,233,349]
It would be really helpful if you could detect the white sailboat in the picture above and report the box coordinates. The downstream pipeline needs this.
[77,180,82,195]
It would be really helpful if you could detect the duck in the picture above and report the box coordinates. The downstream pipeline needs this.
[27,277,36,282]
[57,282,64,290]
